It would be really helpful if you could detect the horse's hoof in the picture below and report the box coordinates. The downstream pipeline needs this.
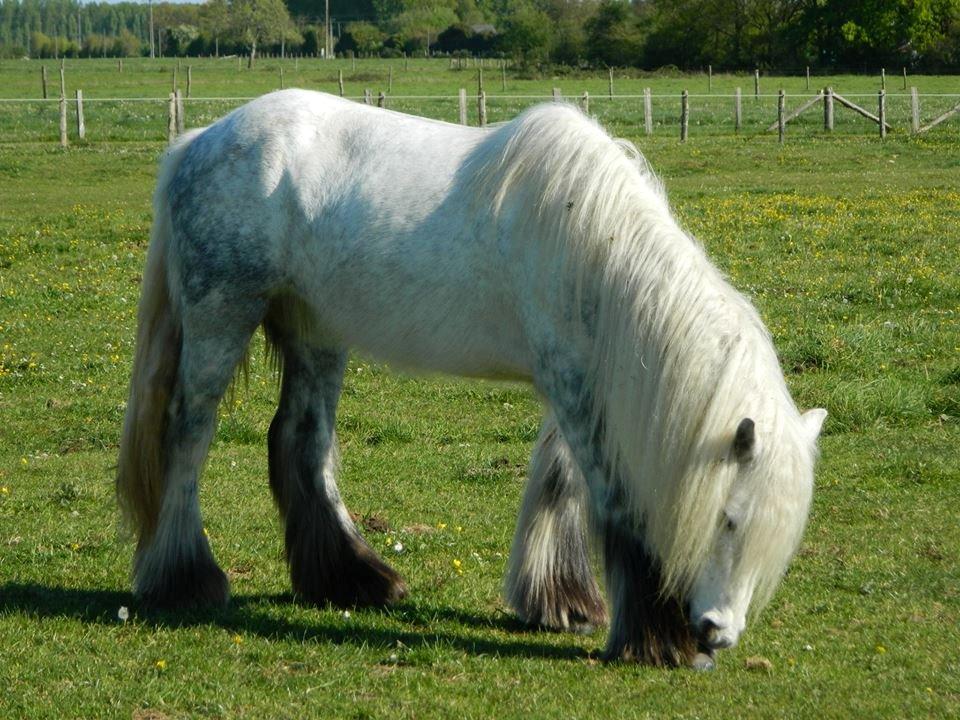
[136,559,230,611]
[691,651,716,671]
[511,585,607,635]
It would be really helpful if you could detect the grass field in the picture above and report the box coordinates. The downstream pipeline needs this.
[1,60,959,719]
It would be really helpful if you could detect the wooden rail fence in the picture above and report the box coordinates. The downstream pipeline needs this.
[7,75,959,145]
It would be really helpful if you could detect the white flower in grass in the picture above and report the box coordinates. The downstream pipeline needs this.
[117,606,129,622]
[393,541,404,554]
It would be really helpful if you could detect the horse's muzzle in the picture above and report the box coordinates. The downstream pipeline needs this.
[693,617,736,650]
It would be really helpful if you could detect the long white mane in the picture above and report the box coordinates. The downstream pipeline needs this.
[471,104,815,606]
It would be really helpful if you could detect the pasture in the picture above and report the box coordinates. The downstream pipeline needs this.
[1,60,959,718]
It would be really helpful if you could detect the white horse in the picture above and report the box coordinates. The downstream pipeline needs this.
[117,90,826,667]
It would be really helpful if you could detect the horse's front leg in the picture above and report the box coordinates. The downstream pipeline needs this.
[505,414,606,633]
[537,363,698,666]
[266,332,407,608]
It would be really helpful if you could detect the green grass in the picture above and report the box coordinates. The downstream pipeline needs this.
[1,60,959,719]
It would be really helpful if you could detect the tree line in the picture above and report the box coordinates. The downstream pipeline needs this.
[2,0,960,72]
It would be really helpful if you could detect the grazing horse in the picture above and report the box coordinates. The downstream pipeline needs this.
[117,90,826,667]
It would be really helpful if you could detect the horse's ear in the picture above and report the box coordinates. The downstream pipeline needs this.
[733,417,756,463]
[801,408,828,441]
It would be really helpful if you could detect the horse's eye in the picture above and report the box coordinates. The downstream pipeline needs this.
[725,516,737,532]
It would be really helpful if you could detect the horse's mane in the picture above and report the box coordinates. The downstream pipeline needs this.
[469,104,814,606]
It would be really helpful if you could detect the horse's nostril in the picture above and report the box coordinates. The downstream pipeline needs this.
[697,618,735,650]
[699,618,719,637]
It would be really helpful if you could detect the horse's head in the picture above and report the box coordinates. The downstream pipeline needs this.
[686,408,827,653]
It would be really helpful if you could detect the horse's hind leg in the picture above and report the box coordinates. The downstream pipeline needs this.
[134,302,263,609]
[505,414,606,632]
[266,307,407,607]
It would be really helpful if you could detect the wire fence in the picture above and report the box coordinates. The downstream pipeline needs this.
[2,89,960,144]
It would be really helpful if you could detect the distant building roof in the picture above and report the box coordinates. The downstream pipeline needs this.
[470,23,497,35]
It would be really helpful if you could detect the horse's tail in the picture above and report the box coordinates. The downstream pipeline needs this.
[116,130,203,549]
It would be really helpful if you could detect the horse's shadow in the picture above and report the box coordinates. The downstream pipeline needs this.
[0,582,592,661]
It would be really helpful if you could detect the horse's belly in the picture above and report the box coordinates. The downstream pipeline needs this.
[296,252,532,380]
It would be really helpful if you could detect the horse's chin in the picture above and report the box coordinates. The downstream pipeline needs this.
[691,647,717,671]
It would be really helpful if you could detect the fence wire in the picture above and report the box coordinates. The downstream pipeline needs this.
[2,91,959,144]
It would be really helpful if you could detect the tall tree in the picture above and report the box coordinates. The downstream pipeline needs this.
[584,0,645,67]
[231,0,293,65]
[201,0,230,56]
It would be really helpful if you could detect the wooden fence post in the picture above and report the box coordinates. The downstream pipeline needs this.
[608,67,613,99]
[805,66,810,91]
[754,68,759,99]
[708,64,712,92]
[167,93,176,143]
[735,87,742,133]
[279,67,284,89]
[902,67,907,90]
[478,67,483,95]
[643,87,653,135]
[59,62,66,100]
[777,89,785,143]
[459,88,467,125]
[552,87,561,102]
[118,59,123,73]
[878,89,886,139]
[75,89,84,140]
[388,65,393,93]
[478,89,487,127]
[59,93,67,148]
[910,87,920,134]
[187,66,192,98]
[501,63,506,92]
[338,69,344,97]
[377,91,386,108]
[172,67,177,92]
[175,89,184,135]
[880,68,886,90]
[680,90,689,142]
[581,91,589,114]
[41,65,48,99]
[363,88,371,104]
[824,86,834,131]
